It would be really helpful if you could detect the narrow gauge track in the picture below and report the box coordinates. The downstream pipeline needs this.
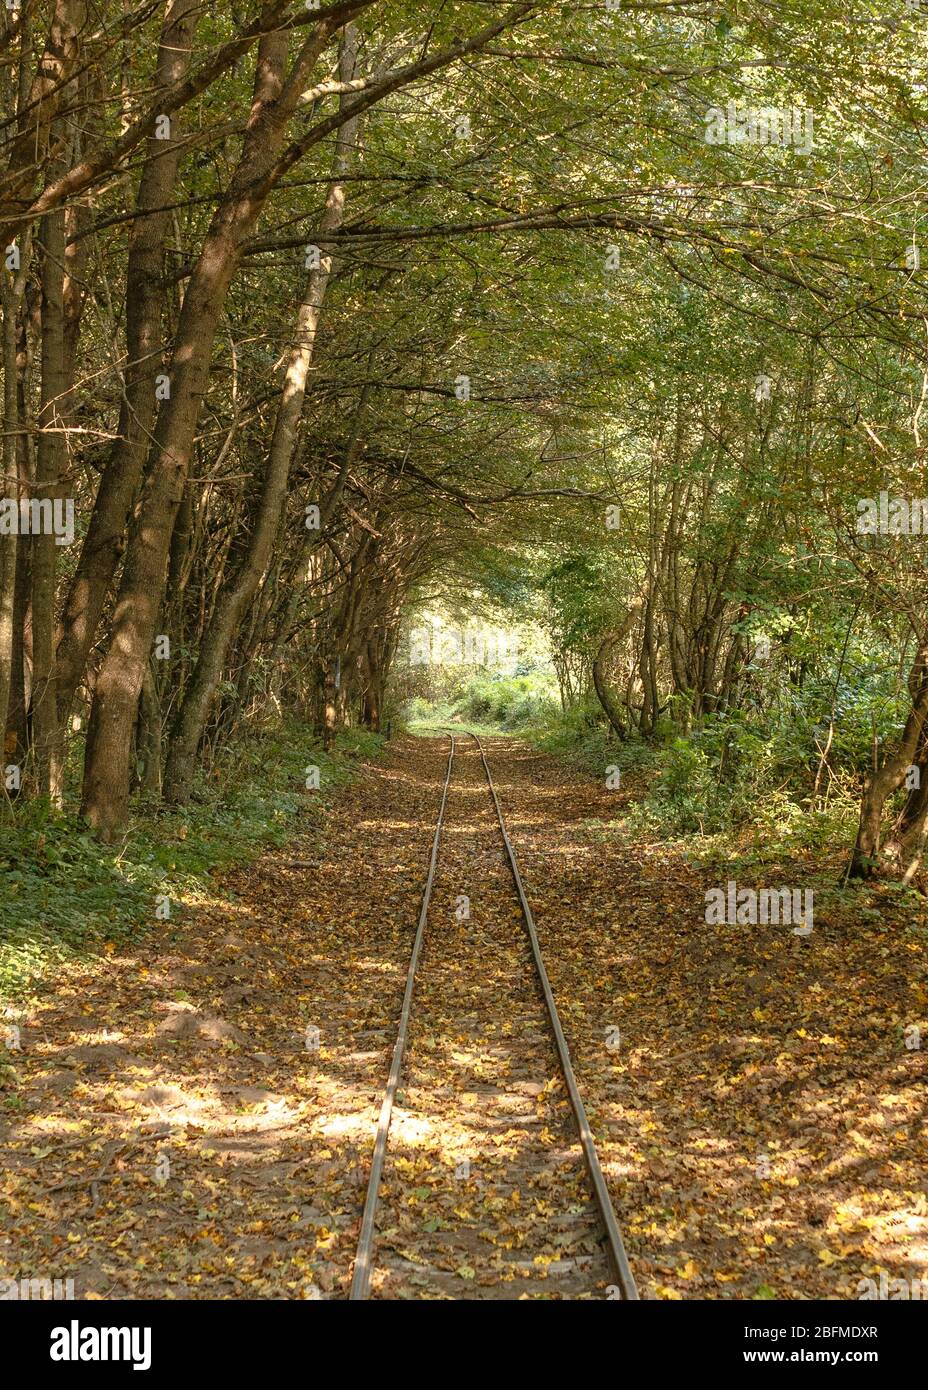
[349,733,637,1301]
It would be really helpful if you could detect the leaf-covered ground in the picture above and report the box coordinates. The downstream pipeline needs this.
[370,738,609,1299]
[1,734,925,1299]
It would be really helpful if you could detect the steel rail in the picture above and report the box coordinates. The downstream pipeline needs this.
[348,733,456,1301]
[469,732,639,1300]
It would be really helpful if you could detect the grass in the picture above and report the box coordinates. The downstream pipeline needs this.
[0,722,384,1004]
[406,717,509,738]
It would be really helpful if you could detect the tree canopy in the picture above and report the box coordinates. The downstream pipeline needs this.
[0,0,926,877]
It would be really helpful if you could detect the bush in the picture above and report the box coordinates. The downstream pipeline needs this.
[458,674,559,727]
[524,693,863,849]
[620,705,861,842]
[403,671,559,729]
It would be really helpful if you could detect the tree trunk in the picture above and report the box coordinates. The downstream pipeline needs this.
[0,0,85,234]
[320,658,338,751]
[5,321,33,772]
[81,19,344,836]
[31,202,67,804]
[55,0,198,720]
[162,25,360,804]
[0,253,27,746]
[137,662,162,796]
[360,636,383,731]
[592,633,627,739]
[847,640,928,879]
[591,592,647,739]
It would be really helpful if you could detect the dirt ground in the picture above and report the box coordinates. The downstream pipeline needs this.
[2,734,925,1299]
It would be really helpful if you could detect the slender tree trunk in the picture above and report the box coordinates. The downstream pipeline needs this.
[6,316,33,770]
[0,0,85,232]
[591,592,647,739]
[847,639,928,879]
[31,202,66,804]
[55,0,198,719]
[638,590,658,736]
[265,381,367,704]
[592,633,628,740]
[162,25,360,803]
[321,657,338,751]
[81,20,343,836]
[0,267,24,746]
[137,662,162,795]
[359,637,380,730]
[0,48,31,766]
[5,0,85,800]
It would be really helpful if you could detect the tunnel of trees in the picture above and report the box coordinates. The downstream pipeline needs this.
[4,0,928,1323]
[1,0,928,882]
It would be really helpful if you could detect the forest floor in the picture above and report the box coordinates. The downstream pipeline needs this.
[1,734,926,1300]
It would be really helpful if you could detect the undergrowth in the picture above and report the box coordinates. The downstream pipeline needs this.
[0,723,383,1002]
[409,674,871,863]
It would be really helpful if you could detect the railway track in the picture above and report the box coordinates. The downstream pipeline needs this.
[349,732,638,1301]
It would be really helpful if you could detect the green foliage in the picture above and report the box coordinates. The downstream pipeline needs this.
[527,699,628,773]
[518,686,890,854]
[405,671,559,731]
[450,672,559,729]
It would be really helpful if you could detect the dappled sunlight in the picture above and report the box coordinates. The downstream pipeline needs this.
[352,819,424,834]
[4,734,924,1304]
[482,739,928,1300]
[353,738,612,1299]
[316,1112,373,1141]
